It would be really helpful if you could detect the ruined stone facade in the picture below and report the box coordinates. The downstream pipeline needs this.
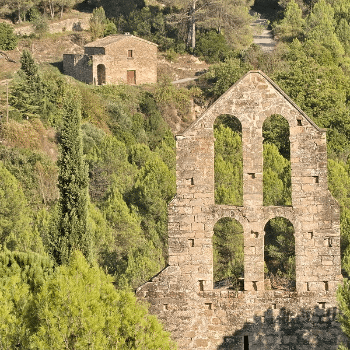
[136,71,347,349]
[63,34,157,85]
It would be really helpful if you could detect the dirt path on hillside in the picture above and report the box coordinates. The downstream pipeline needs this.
[251,15,276,52]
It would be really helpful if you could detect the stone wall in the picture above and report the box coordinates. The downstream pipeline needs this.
[136,71,347,349]
[63,54,93,84]
[14,16,90,36]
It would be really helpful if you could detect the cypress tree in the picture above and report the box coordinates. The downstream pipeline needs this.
[53,88,90,265]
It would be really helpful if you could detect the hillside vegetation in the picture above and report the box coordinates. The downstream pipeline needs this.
[2,0,350,347]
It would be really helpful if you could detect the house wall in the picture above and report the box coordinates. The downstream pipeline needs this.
[63,54,93,84]
[90,36,157,85]
[136,71,346,349]
[64,35,157,85]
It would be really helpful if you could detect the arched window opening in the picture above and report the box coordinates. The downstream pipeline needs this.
[214,115,243,205]
[97,64,106,85]
[264,217,295,291]
[213,217,244,290]
[262,114,291,206]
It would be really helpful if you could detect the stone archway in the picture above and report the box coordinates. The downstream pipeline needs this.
[264,216,295,291]
[213,217,244,290]
[97,64,106,85]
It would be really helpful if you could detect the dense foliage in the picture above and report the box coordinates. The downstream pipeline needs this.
[0,250,175,349]
[53,87,89,265]
[0,23,17,50]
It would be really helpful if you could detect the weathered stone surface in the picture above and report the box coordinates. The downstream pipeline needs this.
[63,34,157,85]
[136,71,347,349]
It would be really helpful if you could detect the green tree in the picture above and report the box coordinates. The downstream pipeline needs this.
[0,251,176,349]
[262,114,290,159]
[201,0,254,49]
[305,0,344,60]
[90,6,106,40]
[264,217,295,288]
[5,0,36,22]
[53,88,89,265]
[29,251,175,349]
[273,0,305,41]
[204,57,251,98]
[263,143,291,206]
[273,40,350,157]
[10,50,43,119]
[214,122,243,205]
[194,30,231,63]
[163,0,253,50]
[328,159,350,271]
[0,161,44,253]
[213,217,244,286]
[56,0,83,18]
[89,6,116,40]
[0,251,54,349]
[0,23,18,50]
[336,18,350,55]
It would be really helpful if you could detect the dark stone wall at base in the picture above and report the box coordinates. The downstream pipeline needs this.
[137,285,348,349]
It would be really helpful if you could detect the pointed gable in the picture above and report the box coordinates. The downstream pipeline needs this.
[183,71,323,137]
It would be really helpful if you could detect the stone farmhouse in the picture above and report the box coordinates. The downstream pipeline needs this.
[63,34,157,85]
[136,71,347,349]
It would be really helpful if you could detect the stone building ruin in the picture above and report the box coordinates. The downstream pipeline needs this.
[136,71,347,349]
[63,34,157,85]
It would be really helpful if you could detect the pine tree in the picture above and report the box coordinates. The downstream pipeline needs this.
[305,0,344,59]
[89,6,107,40]
[10,50,43,118]
[274,0,305,41]
[53,87,89,265]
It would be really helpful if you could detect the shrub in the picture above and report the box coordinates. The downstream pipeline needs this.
[32,15,49,37]
[27,7,41,22]
[194,31,232,63]
[0,23,18,51]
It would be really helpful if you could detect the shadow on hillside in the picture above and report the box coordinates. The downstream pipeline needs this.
[50,61,63,73]
[251,0,283,22]
[217,305,348,349]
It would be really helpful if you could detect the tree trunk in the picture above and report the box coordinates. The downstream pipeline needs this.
[17,3,22,23]
[187,0,196,50]
[49,0,55,18]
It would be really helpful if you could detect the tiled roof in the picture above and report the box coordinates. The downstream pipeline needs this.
[84,34,158,48]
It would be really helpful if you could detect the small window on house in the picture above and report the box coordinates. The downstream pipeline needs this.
[318,301,326,309]
[324,281,329,291]
[251,231,259,238]
[199,280,204,291]
[252,281,258,291]
[128,49,133,58]
[205,303,212,310]
[324,238,332,247]
[297,119,302,126]
[186,177,194,186]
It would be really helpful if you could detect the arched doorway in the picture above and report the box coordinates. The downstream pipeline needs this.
[264,217,295,291]
[262,114,291,206]
[213,217,244,290]
[97,64,106,85]
[214,115,243,206]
